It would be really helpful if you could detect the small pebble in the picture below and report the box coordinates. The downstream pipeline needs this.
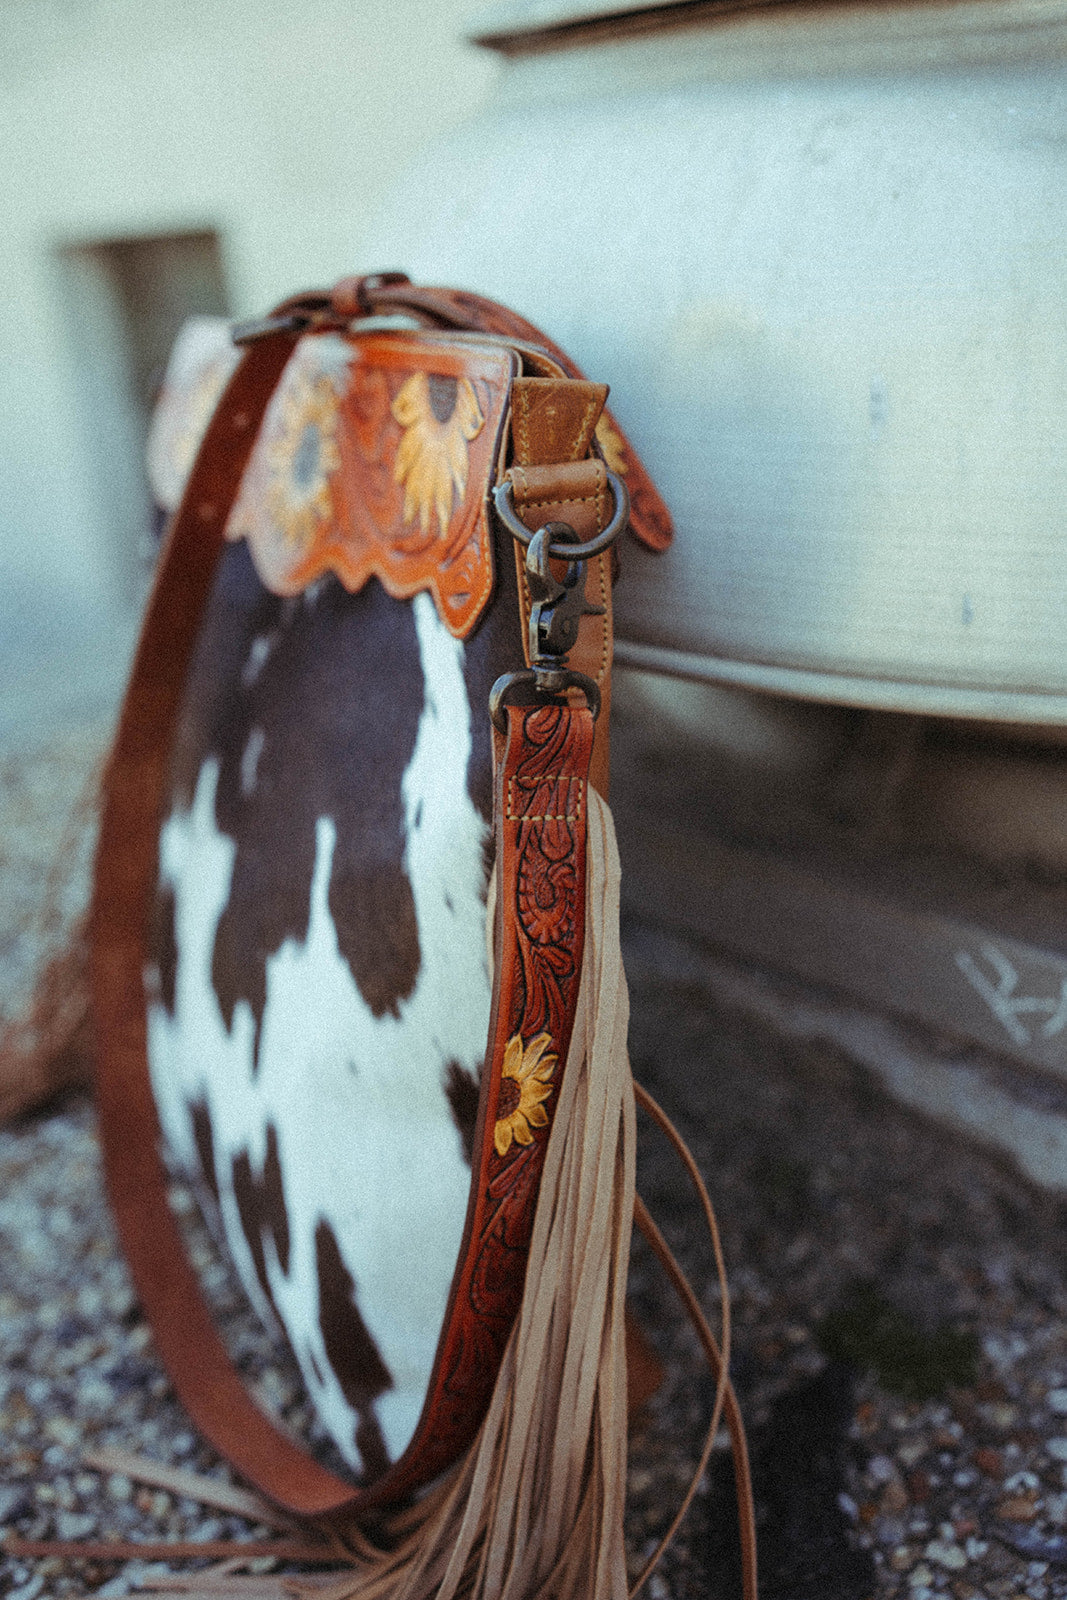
[882,1479,910,1514]
[867,1453,896,1485]
[979,1402,1019,1430]
[1046,1493,1067,1524]
[8,1578,44,1600]
[42,1416,79,1449]
[1047,1389,1067,1415]
[997,1496,1039,1521]
[836,1491,859,1522]
[54,1510,96,1539]
[908,1470,932,1503]
[0,1486,32,1524]
[925,1538,967,1571]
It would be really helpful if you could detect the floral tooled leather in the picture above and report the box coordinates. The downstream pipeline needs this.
[226,332,515,640]
[379,701,594,1501]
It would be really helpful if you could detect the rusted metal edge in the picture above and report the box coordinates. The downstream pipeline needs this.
[468,0,1019,55]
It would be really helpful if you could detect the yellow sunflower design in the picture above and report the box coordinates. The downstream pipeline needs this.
[594,414,628,476]
[493,1032,557,1158]
[264,371,342,551]
[391,372,484,539]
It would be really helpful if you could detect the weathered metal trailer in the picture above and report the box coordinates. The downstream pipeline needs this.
[359,0,1067,1186]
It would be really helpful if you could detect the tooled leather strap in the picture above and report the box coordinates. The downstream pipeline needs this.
[91,292,596,1518]
[369,701,594,1501]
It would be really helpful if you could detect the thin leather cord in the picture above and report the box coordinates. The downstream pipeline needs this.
[631,1190,758,1600]
[81,1448,299,1531]
[1,1539,334,1564]
[625,1079,731,1600]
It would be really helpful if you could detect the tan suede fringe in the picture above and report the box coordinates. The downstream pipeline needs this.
[46,790,752,1597]
[277,784,636,1600]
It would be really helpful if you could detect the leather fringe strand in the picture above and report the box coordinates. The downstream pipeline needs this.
[289,783,637,1600]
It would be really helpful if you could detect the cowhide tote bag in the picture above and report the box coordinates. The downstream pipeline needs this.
[91,274,755,1600]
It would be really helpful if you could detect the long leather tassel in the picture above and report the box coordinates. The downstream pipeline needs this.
[284,785,635,1600]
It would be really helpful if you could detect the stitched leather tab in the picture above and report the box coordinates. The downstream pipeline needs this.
[225,332,515,640]
[508,460,610,531]
[511,378,607,465]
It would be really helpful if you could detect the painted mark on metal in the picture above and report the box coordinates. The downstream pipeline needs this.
[956,943,1067,1048]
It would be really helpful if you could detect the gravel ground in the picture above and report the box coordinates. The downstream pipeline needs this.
[0,721,109,1024]
[4,727,1067,1598]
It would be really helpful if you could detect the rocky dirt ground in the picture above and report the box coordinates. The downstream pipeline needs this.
[3,717,1067,1598]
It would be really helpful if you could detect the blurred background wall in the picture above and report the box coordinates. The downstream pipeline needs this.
[0,0,496,731]
[5,0,1067,1191]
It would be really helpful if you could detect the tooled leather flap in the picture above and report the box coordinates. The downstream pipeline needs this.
[224,331,516,639]
[345,278,674,553]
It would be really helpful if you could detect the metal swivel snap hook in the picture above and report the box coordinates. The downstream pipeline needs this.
[525,525,605,664]
[489,527,606,733]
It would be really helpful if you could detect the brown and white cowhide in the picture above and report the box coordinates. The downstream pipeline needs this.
[145,528,521,1482]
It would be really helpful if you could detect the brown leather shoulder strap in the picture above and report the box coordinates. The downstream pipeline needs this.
[93,311,358,1517]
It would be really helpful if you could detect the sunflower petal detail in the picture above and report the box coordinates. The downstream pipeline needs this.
[262,371,341,552]
[391,371,484,541]
[493,1032,558,1158]
[494,1120,514,1158]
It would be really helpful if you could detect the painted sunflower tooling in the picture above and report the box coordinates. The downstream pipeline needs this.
[493,1032,557,1158]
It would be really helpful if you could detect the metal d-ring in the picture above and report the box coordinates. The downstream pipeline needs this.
[489,667,602,734]
[492,470,630,562]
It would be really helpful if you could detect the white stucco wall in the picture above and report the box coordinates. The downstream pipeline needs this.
[0,0,496,691]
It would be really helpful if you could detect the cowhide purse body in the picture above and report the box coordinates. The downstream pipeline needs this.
[92,274,674,1521]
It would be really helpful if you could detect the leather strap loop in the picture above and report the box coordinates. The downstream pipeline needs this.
[330,272,413,320]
